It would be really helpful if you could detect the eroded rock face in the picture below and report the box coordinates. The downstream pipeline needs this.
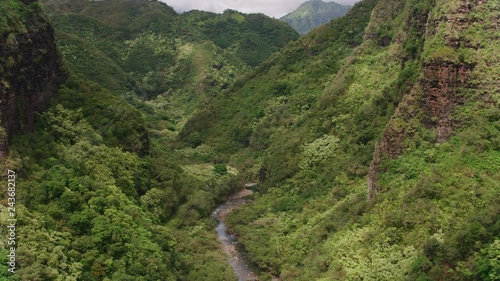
[0,1,66,157]
[422,61,473,142]
[367,0,481,199]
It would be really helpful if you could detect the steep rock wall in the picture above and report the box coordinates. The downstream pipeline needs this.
[0,0,66,157]
[367,0,482,199]
[421,61,473,142]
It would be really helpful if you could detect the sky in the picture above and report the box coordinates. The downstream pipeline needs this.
[160,0,360,18]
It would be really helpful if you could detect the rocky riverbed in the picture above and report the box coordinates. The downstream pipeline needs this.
[213,189,260,281]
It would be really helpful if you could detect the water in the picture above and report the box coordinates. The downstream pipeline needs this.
[213,192,260,281]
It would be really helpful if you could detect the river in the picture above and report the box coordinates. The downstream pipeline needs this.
[212,189,261,281]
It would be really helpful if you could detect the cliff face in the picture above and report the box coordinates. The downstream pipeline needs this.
[422,61,473,142]
[0,0,66,157]
[367,0,487,199]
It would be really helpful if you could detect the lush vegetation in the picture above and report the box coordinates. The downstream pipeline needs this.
[0,0,49,34]
[1,0,278,279]
[182,9,299,66]
[0,0,498,280]
[37,0,298,135]
[1,60,241,280]
[183,0,499,279]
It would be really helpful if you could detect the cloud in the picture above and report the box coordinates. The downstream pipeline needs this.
[160,0,360,18]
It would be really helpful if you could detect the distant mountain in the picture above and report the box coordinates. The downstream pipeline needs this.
[280,0,351,34]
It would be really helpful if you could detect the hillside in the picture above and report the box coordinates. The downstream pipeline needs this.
[182,9,299,67]
[183,0,500,279]
[39,0,298,130]
[280,0,352,34]
[0,0,294,280]
[0,0,498,280]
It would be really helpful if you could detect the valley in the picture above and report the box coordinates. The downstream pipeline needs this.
[0,0,498,280]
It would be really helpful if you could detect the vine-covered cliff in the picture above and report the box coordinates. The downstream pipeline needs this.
[0,0,65,157]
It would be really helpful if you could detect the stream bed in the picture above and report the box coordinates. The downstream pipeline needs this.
[212,189,260,281]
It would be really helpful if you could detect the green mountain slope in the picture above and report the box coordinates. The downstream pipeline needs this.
[1,1,239,279]
[183,0,500,279]
[39,0,298,130]
[183,9,299,67]
[41,0,179,32]
[179,0,377,155]
[280,0,352,34]
[0,0,65,156]
[40,0,249,97]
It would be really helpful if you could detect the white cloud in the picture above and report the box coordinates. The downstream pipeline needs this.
[160,0,360,18]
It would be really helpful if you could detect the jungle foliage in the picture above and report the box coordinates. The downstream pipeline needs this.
[1,70,245,280]
[183,0,500,279]
[0,0,498,280]
[182,9,299,67]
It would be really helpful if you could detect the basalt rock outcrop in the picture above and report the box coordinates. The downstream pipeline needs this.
[0,0,66,157]
[367,0,481,199]
[421,61,473,142]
